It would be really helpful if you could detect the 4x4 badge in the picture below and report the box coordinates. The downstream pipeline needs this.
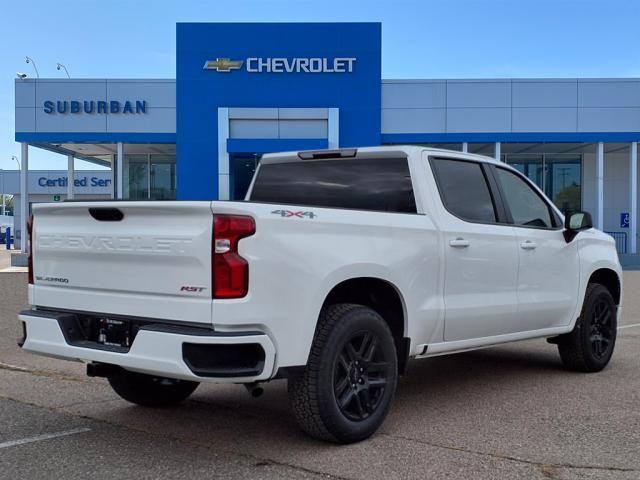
[271,210,317,219]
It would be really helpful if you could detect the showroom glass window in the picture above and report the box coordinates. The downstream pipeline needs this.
[124,154,177,200]
[505,152,581,215]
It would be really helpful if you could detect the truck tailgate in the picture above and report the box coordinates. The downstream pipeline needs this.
[31,201,213,324]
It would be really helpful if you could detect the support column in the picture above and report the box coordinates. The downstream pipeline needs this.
[20,142,28,253]
[494,142,501,162]
[462,142,468,153]
[67,155,75,200]
[328,108,339,150]
[116,142,124,199]
[110,154,115,199]
[217,108,230,200]
[596,142,604,231]
[630,142,638,254]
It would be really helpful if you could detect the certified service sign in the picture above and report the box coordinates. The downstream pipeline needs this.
[204,57,356,73]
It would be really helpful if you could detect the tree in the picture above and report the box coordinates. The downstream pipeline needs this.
[554,183,580,214]
[2,195,14,216]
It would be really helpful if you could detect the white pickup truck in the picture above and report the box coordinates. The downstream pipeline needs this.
[19,146,622,443]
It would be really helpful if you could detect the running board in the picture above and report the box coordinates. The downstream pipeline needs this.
[415,325,573,359]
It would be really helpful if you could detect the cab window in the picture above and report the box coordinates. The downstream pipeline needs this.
[250,157,417,213]
[495,167,554,228]
[430,158,497,223]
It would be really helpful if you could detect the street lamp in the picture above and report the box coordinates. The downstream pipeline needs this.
[1,169,4,216]
[25,56,39,78]
[11,155,20,169]
[56,63,70,78]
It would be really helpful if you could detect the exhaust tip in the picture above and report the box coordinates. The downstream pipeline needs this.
[244,383,264,397]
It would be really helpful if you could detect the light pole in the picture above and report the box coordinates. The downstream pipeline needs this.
[1,169,4,216]
[11,155,20,169]
[56,63,70,78]
[25,56,39,78]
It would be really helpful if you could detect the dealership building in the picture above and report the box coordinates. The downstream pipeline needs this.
[13,22,640,254]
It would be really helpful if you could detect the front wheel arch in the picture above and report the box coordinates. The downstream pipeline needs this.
[588,268,621,305]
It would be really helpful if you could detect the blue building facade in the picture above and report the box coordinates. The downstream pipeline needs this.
[176,22,381,200]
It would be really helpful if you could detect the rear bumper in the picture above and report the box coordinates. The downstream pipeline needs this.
[18,310,276,383]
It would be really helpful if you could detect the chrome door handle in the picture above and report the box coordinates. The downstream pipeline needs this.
[520,240,537,250]
[449,237,470,248]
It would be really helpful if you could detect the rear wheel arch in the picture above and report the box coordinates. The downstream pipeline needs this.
[320,277,409,373]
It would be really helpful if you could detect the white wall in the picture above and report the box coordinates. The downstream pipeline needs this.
[0,215,13,229]
[0,170,112,195]
[382,79,640,134]
[15,79,176,134]
[228,108,329,139]
[583,148,636,245]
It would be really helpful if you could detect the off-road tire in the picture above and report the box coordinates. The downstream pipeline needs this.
[558,283,617,372]
[288,303,398,443]
[108,370,199,407]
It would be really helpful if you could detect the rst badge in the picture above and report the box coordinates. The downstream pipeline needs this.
[180,286,206,293]
[271,209,317,219]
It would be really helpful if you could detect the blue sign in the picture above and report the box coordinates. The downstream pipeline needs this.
[43,100,147,115]
[621,212,630,228]
[176,22,382,200]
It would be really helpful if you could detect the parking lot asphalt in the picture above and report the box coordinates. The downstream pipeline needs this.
[1,271,639,479]
[0,250,12,270]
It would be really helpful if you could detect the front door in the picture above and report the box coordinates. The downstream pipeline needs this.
[493,166,580,331]
[429,157,520,342]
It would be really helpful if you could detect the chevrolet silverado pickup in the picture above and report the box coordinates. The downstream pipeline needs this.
[18,146,622,443]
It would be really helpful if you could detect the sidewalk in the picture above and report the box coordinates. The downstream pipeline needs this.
[0,250,26,273]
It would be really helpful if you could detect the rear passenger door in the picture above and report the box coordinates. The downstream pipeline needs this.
[429,157,520,342]
[491,166,580,330]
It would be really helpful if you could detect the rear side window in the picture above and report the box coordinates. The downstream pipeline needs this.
[250,157,417,213]
[430,158,497,223]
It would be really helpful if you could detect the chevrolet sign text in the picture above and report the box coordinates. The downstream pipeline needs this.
[246,57,356,73]
[204,57,356,73]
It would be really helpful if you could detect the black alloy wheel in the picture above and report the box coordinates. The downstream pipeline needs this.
[558,283,617,372]
[333,331,390,422]
[589,298,614,359]
[288,303,398,443]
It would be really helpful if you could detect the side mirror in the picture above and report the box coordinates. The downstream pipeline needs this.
[563,211,593,242]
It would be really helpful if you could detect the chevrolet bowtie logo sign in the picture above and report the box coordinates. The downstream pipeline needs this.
[203,57,357,73]
[203,58,244,72]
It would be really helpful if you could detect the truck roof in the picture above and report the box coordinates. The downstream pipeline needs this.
[260,145,502,165]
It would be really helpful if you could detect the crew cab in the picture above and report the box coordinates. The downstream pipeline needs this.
[18,146,622,443]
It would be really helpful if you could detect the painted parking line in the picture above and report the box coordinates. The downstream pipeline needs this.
[0,428,91,449]
[618,323,640,330]
[0,362,28,372]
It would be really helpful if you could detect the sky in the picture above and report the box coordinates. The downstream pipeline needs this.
[0,0,638,171]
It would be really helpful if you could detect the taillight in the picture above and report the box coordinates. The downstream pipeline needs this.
[213,215,255,298]
[27,214,34,285]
